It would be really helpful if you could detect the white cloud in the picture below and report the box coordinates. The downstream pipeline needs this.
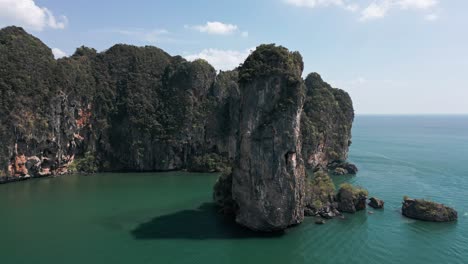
[360,0,439,21]
[397,0,438,10]
[285,0,439,21]
[191,21,237,35]
[285,0,360,12]
[52,48,67,59]
[186,21,248,37]
[0,0,68,31]
[360,2,391,21]
[185,48,254,71]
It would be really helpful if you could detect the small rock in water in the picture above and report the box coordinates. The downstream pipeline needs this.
[315,218,326,225]
[368,197,385,209]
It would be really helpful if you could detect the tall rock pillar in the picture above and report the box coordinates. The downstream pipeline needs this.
[231,44,307,231]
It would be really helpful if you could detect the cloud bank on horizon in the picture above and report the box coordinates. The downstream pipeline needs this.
[285,0,439,21]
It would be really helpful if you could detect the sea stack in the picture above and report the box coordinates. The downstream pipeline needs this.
[229,44,307,231]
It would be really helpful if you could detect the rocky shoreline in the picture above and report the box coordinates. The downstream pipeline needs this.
[0,175,30,184]
[0,26,458,233]
[0,173,59,185]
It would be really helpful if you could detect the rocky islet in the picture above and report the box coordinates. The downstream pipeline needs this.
[402,197,458,222]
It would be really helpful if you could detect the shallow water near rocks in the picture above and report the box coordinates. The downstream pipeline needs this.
[1,115,467,264]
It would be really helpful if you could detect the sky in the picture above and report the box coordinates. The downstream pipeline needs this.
[0,0,467,114]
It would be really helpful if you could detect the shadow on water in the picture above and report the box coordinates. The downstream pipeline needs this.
[131,203,284,240]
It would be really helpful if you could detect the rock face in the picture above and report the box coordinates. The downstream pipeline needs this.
[230,44,307,231]
[211,45,357,231]
[368,197,385,209]
[0,26,239,177]
[213,170,236,215]
[8,152,29,177]
[0,26,83,177]
[301,73,355,171]
[402,197,457,222]
[0,26,356,191]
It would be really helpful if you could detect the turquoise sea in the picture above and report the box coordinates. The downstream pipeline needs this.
[1,115,467,264]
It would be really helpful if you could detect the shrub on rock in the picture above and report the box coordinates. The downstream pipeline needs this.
[337,183,368,213]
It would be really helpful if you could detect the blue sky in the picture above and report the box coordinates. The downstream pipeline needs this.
[0,0,467,114]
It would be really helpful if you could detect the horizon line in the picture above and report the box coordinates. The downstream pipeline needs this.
[355,113,468,116]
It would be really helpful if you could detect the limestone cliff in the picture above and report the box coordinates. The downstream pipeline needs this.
[0,26,238,177]
[0,26,355,183]
[0,26,83,177]
[301,73,355,173]
[230,44,307,231]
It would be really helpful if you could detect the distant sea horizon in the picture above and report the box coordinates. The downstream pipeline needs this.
[356,113,468,116]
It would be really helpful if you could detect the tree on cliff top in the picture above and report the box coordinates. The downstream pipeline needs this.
[238,44,304,85]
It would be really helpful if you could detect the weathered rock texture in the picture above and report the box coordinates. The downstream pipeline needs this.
[402,197,457,222]
[0,26,355,188]
[0,26,239,177]
[301,73,355,172]
[213,170,236,215]
[229,44,307,231]
[329,161,358,175]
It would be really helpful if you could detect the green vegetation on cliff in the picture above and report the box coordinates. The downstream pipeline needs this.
[301,73,354,168]
[69,151,98,173]
[188,153,229,172]
[0,26,354,177]
[339,183,369,197]
[239,44,303,85]
[0,26,56,139]
[306,171,336,209]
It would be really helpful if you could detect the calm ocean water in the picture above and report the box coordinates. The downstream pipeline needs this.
[1,115,467,264]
